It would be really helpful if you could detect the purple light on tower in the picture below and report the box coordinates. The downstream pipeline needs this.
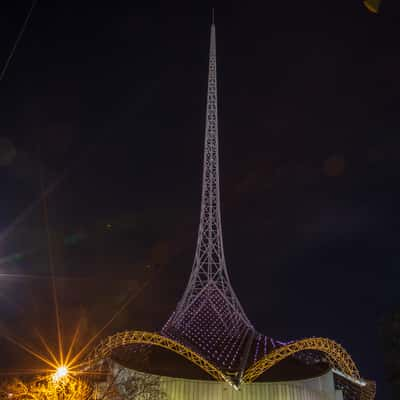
[161,20,274,376]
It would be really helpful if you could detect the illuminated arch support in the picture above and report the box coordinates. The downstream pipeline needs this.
[87,333,363,389]
[86,332,374,398]
[87,330,229,384]
[242,337,362,384]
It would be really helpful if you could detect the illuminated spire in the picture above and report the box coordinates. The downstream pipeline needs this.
[87,18,370,395]
[163,20,257,375]
[86,17,371,395]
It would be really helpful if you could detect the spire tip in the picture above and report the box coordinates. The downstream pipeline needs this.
[212,8,215,25]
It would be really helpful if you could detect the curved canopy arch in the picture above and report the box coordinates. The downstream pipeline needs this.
[243,337,361,383]
[86,330,228,383]
[87,333,363,390]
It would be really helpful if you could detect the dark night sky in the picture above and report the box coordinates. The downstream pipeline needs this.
[0,1,400,398]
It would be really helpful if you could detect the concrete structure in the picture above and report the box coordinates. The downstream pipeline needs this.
[110,364,343,400]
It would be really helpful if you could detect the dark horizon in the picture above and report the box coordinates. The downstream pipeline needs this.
[0,2,400,399]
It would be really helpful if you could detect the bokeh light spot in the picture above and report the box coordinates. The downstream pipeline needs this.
[324,155,345,177]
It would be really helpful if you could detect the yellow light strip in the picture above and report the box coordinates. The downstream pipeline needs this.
[242,337,361,383]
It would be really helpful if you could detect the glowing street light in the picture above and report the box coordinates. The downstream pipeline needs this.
[53,366,68,382]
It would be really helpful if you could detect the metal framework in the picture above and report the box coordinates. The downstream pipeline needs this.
[161,21,256,375]
[87,331,363,388]
[242,337,360,383]
[168,23,250,328]
[87,330,228,384]
[86,20,374,400]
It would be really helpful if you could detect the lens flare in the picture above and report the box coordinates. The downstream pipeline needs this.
[53,366,68,381]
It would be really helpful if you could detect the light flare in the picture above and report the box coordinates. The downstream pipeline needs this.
[53,365,68,382]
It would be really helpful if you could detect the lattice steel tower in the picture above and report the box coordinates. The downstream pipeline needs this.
[88,20,371,398]
[162,21,257,376]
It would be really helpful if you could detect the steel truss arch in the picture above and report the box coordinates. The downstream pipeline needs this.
[242,337,361,383]
[87,330,228,384]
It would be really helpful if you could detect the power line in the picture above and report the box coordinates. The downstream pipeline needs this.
[0,0,38,83]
